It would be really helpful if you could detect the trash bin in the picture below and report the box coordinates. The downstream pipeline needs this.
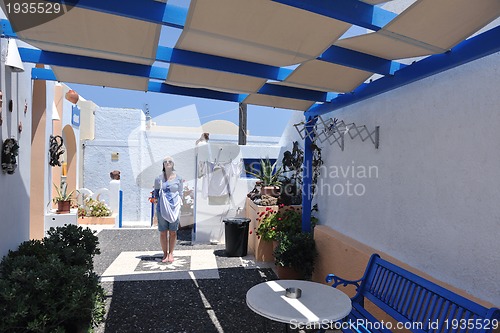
[224,217,251,257]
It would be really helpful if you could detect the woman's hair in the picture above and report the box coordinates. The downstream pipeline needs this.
[162,156,175,171]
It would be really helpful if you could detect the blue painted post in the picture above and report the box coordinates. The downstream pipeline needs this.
[118,190,123,228]
[301,116,317,233]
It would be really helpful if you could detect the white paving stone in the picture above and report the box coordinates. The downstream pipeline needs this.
[100,250,219,282]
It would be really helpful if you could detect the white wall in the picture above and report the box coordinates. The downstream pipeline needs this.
[83,107,144,222]
[82,106,283,230]
[307,52,500,305]
[0,37,34,257]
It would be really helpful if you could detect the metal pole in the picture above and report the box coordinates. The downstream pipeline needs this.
[119,190,123,228]
[192,147,198,243]
[238,103,247,145]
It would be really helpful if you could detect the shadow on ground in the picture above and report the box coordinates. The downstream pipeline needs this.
[98,267,283,333]
[92,228,286,333]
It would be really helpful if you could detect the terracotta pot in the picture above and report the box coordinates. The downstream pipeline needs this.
[276,264,304,280]
[57,200,71,214]
[65,90,79,104]
[261,186,280,197]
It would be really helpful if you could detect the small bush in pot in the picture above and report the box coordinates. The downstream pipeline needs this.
[273,231,318,280]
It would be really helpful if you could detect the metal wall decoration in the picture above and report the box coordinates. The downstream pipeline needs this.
[1,138,19,174]
[294,116,379,151]
[48,135,65,167]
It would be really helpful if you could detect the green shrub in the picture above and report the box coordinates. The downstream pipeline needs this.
[0,225,106,333]
[274,232,318,280]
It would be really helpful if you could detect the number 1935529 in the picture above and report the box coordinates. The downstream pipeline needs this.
[5,2,62,15]
[443,318,499,330]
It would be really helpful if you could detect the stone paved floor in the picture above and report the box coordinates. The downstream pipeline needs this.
[90,227,289,333]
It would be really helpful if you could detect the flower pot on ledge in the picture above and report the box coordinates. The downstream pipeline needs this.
[56,200,71,214]
[245,198,302,262]
[260,185,280,198]
[275,264,305,280]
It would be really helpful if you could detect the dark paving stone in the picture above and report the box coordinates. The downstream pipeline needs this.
[92,228,285,333]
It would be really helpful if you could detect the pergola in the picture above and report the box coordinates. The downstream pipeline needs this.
[1,0,499,230]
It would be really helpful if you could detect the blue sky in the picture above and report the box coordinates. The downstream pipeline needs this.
[70,82,296,137]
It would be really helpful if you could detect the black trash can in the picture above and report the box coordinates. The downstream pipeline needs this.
[224,217,251,257]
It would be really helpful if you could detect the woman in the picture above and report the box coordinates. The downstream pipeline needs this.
[154,156,183,263]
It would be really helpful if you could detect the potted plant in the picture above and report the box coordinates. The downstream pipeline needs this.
[78,197,112,218]
[247,157,283,197]
[50,182,75,214]
[256,206,302,242]
[273,231,318,280]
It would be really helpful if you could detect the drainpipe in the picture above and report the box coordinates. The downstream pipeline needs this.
[301,115,317,233]
[238,103,247,145]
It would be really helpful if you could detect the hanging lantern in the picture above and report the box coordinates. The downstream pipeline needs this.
[5,39,25,73]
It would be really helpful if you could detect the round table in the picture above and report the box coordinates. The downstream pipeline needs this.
[246,280,352,329]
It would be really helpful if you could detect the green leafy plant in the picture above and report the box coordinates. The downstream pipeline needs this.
[246,157,283,186]
[0,225,106,333]
[274,232,318,280]
[51,182,75,204]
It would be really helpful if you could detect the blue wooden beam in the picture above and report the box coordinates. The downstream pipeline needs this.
[307,25,500,117]
[20,48,167,80]
[301,116,318,233]
[46,0,187,28]
[21,48,334,102]
[272,0,397,31]
[31,68,57,81]
[319,45,406,75]
[31,67,247,103]
[157,46,293,81]
[0,19,16,38]
[147,82,246,103]
[2,19,403,81]
[257,84,333,102]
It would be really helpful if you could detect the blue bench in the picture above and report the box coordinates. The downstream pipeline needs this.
[326,254,500,333]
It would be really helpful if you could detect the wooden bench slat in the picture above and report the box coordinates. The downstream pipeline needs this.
[428,297,444,333]
[349,303,393,333]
